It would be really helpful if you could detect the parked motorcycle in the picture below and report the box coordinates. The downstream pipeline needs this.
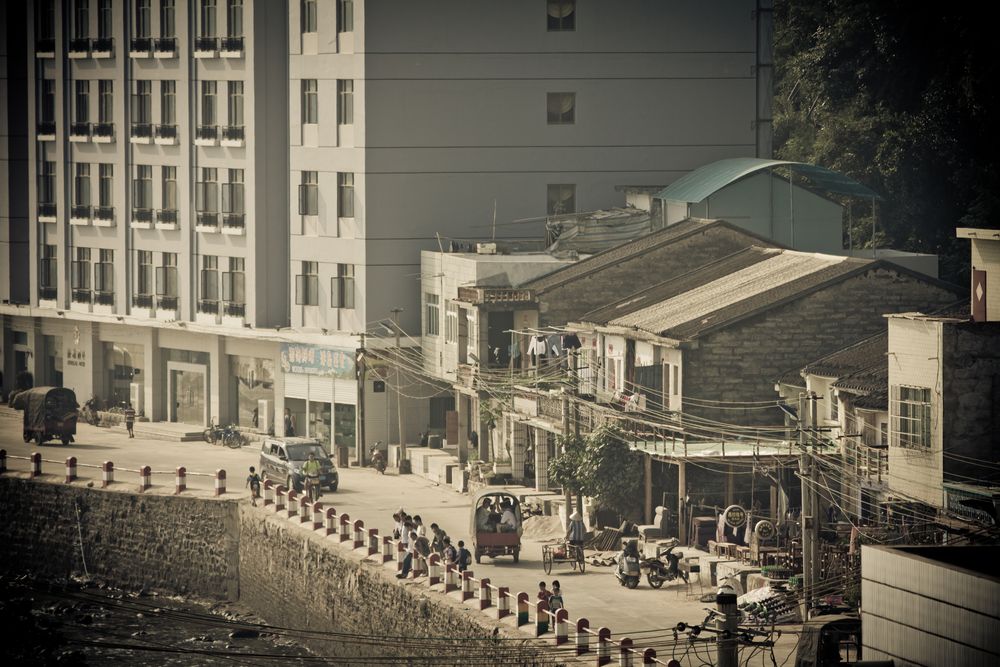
[80,397,102,426]
[615,540,642,589]
[371,446,386,474]
[643,539,689,588]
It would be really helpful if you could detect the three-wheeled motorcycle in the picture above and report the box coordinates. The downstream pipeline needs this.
[13,386,79,445]
[471,489,523,564]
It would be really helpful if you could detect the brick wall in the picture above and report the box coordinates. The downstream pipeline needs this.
[683,267,960,429]
[538,225,774,326]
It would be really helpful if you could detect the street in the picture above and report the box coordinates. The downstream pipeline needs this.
[0,413,799,663]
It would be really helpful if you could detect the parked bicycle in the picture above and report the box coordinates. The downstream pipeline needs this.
[222,424,248,449]
[203,419,225,445]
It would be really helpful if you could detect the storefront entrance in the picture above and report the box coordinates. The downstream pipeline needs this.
[167,362,208,425]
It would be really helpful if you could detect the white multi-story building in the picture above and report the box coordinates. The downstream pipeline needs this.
[2,0,773,455]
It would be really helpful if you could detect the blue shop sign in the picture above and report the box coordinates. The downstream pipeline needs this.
[280,343,355,379]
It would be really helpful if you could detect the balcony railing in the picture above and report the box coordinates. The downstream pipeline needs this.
[71,204,92,220]
[130,123,153,140]
[221,125,245,143]
[196,212,219,229]
[129,37,151,55]
[70,122,91,140]
[155,124,177,140]
[196,125,218,141]
[37,121,56,137]
[94,291,115,306]
[92,122,114,141]
[198,300,219,315]
[68,38,90,56]
[39,286,58,301]
[157,209,178,225]
[223,213,245,230]
[91,37,114,56]
[194,36,218,54]
[157,295,178,311]
[36,38,56,56]
[223,302,246,318]
[132,294,154,309]
[153,37,176,55]
[94,206,115,223]
[220,36,244,54]
[457,285,534,304]
[131,208,153,224]
[38,202,57,219]
[72,289,92,304]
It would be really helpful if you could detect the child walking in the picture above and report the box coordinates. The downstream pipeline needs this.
[246,466,261,507]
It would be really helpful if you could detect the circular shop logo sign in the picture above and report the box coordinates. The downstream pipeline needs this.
[754,519,777,540]
[723,504,747,528]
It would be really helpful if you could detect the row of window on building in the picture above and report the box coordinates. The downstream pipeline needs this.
[294,262,355,310]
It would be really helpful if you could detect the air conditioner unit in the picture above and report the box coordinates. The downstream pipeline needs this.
[476,243,497,255]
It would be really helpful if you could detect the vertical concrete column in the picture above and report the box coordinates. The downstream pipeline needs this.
[139,465,151,492]
[146,328,164,421]
[214,469,226,496]
[516,592,530,627]
[325,507,338,536]
[534,427,549,492]
[534,600,549,636]
[455,389,468,464]
[101,460,113,487]
[642,648,658,666]
[30,452,42,477]
[478,578,491,610]
[460,571,474,601]
[274,486,286,512]
[554,609,569,645]
[65,457,77,483]
[597,627,612,666]
[427,554,441,586]
[209,335,230,426]
[619,637,634,666]
[644,454,653,525]
[511,418,525,479]
[678,461,687,545]
[576,618,591,655]
[176,467,187,494]
[496,587,510,619]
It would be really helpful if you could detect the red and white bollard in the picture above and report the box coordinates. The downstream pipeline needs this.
[30,452,42,477]
[262,479,273,506]
[478,577,492,611]
[274,486,286,512]
[325,507,338,536]
[298,494,310,523]
[285,490,298,517]
[311,502,324,530]
[496,587,510,619]
[101,460,114,487]
[65,457,77,483]
[597,627,612,666]
[427,553,441,586]
[535,600,550,637]
[555,608,569,645]
[139,465,151,492]
[619,637,634,667]
[352,519,365,549]
[445,564,459,592]
[175,466,186,494]
[214,469,226,496]
[576,618,591,655]
[367,528,379,556]
[516,592,530,627]
[642,648,658,666]
[339,514,351,543]
[461,570,474,601]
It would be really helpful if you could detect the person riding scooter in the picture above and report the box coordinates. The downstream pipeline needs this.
[616,539,642,589]
[302,452,322,502]
[371,446,386,474]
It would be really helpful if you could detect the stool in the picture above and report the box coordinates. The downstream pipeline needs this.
[736,546,751,563]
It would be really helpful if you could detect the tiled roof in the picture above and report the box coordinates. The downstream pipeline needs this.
[524,218,779,293]
[598,249,871,340]
[804,333,888,381]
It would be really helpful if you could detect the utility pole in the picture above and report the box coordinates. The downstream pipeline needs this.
[798,392,812,619]
[355,333,366,467]
[391,308,410,474]
[716,584,739,667]
[808,390,819,614]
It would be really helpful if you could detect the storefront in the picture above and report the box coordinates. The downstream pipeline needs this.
[230,355,275,429]
[163,348,210,425]
[280,343,356,455]
[103,342,144,407]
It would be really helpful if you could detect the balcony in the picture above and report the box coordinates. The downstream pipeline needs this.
[130,123,153,144]
[91,37,114,58]
[220,125,245,147]
[196,212,219,232]
[92,122,115,143]
[72,289,92,304]
[69,122,91,142]
[220,36,244,57]
[129,37,152,58]
[154,123,178,145]
[68,38,90,58]
[156,208,179,230]
[131,208,153,229]
[196,300,219,325]
[195,125,218,146]
[222,213,245,235]
[36,38,56,58]
[37,121,56,141]
[39,286,58,302]
[70,205,92,225]
[223,302,246,319]
[37,202,57,222]
[94,291,115,307]
[132,294,154,313]
[194,36,218,57]
[153,37,176,58]
[156,295,179,317]
[93,206,115,227]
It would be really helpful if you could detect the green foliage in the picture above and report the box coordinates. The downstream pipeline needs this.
[774,0,1000,284]
[549,427,644,520]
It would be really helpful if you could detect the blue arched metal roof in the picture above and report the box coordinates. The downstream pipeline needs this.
[655,157,881,203]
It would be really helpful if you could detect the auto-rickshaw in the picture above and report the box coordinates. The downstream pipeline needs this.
[471,489,523,564]
[13,386,79,445]
[793,614,892,667]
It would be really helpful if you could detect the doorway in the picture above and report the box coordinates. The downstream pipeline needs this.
[167,361,208,425]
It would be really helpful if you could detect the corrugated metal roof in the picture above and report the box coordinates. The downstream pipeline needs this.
[655,158,881,203]
[546,207,652,254]
[805,333,888,381]
[604,250,870,339]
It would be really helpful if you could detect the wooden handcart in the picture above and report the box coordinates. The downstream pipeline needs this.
[542,541,586,574]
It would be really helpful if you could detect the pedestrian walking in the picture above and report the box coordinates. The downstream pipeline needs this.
[283,408,295,437]
[548,581,564,611]
[537,581,552,603]
[456,540,472,572]
[430,523,448,554]
[246,466,261,507]
[124,403,136,438]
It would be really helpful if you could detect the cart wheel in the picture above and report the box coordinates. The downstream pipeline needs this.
[513,549,519,564]
[61,436,71,446]
[543,550,553,575]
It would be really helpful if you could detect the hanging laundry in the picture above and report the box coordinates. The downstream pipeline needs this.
[546,334,562,357]
[561,333,582,350]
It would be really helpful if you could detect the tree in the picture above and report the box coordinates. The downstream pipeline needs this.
[549,433,588,514]
[580,426,644,523]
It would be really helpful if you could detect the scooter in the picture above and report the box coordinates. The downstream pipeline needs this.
[643,539,689,588]
[615,540,642,589]
[304,473,321,502]
[371,448,386,474]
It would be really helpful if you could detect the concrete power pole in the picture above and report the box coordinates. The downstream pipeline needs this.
[798,392,812,618]
[355,332,366,467]
[391,308,410,474]
[716,586,740,667]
